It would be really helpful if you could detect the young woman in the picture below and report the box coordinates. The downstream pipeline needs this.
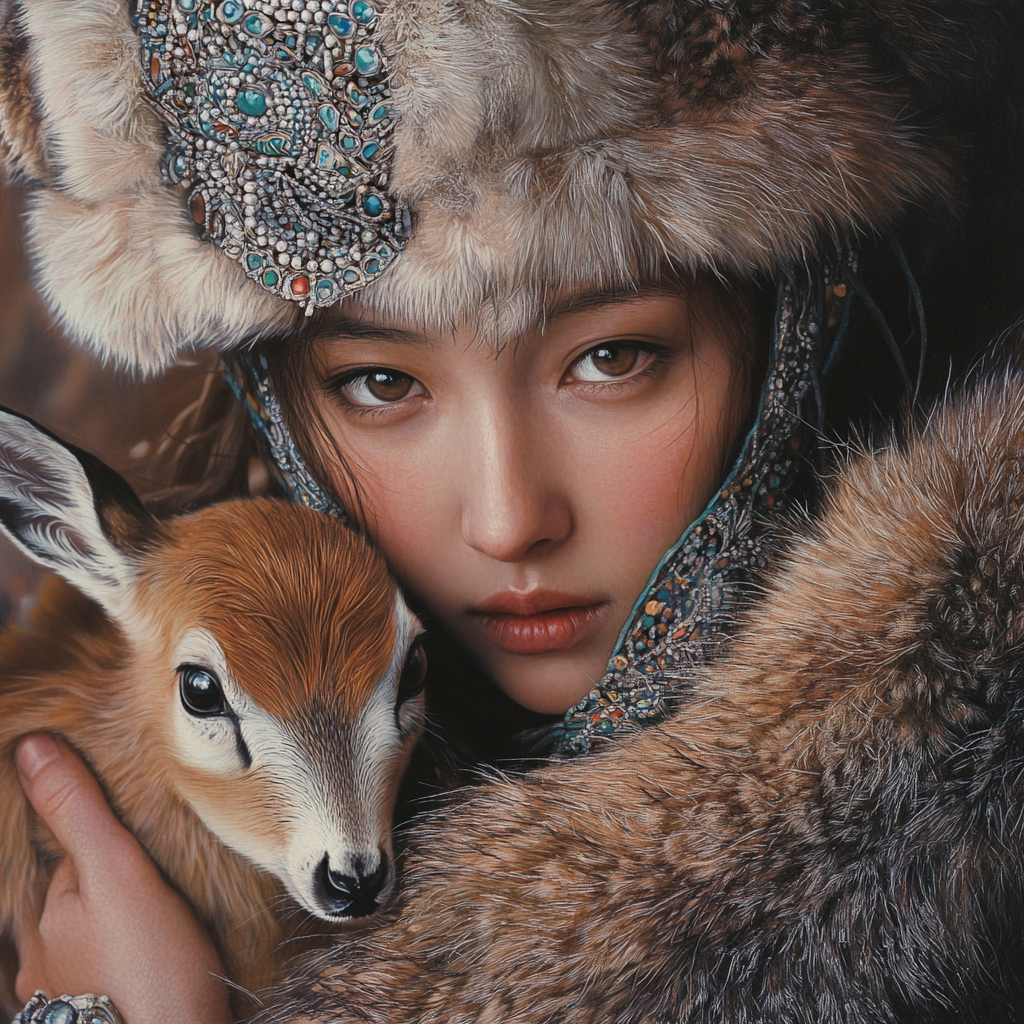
[1,0,1022,1019]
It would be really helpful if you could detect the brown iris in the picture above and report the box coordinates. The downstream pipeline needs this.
[589,344,640,377]
[363,370,414,402]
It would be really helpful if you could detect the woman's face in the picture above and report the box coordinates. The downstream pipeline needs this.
[305,288,751,714]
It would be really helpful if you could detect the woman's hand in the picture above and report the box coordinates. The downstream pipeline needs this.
[13,734,232,1024]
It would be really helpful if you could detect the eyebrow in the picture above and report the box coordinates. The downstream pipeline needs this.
[312,313,427,346]
[312,284,683,347]
[537,285,681,328]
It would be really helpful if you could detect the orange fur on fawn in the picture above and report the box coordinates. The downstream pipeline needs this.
[0,409,427,1016]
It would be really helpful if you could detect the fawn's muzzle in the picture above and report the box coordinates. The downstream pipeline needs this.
[316,852,390,918]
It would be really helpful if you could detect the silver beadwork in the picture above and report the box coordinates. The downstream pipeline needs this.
[136,0,409,310]
[15,991,124,1024]
[225,350,347,519]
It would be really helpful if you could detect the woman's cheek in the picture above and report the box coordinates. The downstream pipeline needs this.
[354,452,462,606]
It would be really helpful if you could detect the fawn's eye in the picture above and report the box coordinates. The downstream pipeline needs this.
[178,665,226,717]
[397,643,427,705]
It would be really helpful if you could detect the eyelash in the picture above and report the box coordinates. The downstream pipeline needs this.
[323,342,666,415]
[322,369,422,417]
[566,343,664,392]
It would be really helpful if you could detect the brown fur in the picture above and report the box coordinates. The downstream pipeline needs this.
[0,499,409,1015]
[264,373,1024,1023]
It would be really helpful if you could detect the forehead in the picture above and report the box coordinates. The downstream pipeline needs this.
[307,284,698,355]
[148,501,398,718]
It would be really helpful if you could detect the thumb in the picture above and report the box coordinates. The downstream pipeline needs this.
[15,734,137,884]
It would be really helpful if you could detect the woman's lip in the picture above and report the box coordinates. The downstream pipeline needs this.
[469,594,609,655]
[473,590,604,616]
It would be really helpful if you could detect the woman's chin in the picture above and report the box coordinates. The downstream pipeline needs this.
[473,643,613,716]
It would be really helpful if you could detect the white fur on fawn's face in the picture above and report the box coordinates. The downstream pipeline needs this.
[167,595,425,919]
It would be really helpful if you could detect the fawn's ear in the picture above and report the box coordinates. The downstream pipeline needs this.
[0,407,157,616]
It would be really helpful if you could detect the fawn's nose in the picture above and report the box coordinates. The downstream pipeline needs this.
[316,852,389,918]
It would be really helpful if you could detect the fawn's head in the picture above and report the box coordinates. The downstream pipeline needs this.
[0,408,426,920]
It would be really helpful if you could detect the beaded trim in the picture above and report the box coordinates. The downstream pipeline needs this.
[15,991,124,1024]
[225,350,347,518]
[136,0,408,310]
[544,254,857,755]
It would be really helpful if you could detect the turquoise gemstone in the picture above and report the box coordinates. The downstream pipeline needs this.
[263,268,280,287]
[168,153,189,180]
[236,89,267,116]
[318,104,339,131]
[250,132,293,156]
[327,13,355,37]
[177,0,196,9]
[247,253,264,271]
[343,268,359,283]
[315,279,335,300]
[351,0,375,23]
[301,72,324,96]
[354,45,379,74]
[346,110,363,129]
[363,257,381,274]
[340,135,359,151]
[360,141,379,161]
[368,101,388,123]
[216,0,244,22]
[361,193,383,216]
[40,1001,76,1024]
[346,82,369,107]
[242,12,269,34]
[315,142,335,168]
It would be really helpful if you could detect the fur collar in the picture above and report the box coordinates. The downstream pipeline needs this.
[261,362,1024,1022]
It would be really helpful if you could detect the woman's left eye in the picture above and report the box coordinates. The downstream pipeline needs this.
[337,369,424,407]
[570,343,648,383]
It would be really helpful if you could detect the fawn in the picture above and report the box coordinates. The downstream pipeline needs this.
[0,407,427,1009]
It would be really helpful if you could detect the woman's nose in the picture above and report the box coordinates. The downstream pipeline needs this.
[458,407,572,563]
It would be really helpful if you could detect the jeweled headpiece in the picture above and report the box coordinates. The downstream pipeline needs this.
[136,0,409,310]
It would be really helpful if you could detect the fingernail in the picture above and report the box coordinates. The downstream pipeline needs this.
[16,734,61,781]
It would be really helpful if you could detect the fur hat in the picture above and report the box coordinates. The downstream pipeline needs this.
[0,0,1018,372]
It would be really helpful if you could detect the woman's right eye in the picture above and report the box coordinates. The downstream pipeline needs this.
[336,369,424,407]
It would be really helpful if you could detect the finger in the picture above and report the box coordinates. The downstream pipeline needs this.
[15,734,139,882]
[42,856,81,906]
[14,861,84,1003]
[11,857,77,962]
[13,915,45,1004]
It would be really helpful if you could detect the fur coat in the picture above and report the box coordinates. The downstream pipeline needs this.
[260,363,1024,1024]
